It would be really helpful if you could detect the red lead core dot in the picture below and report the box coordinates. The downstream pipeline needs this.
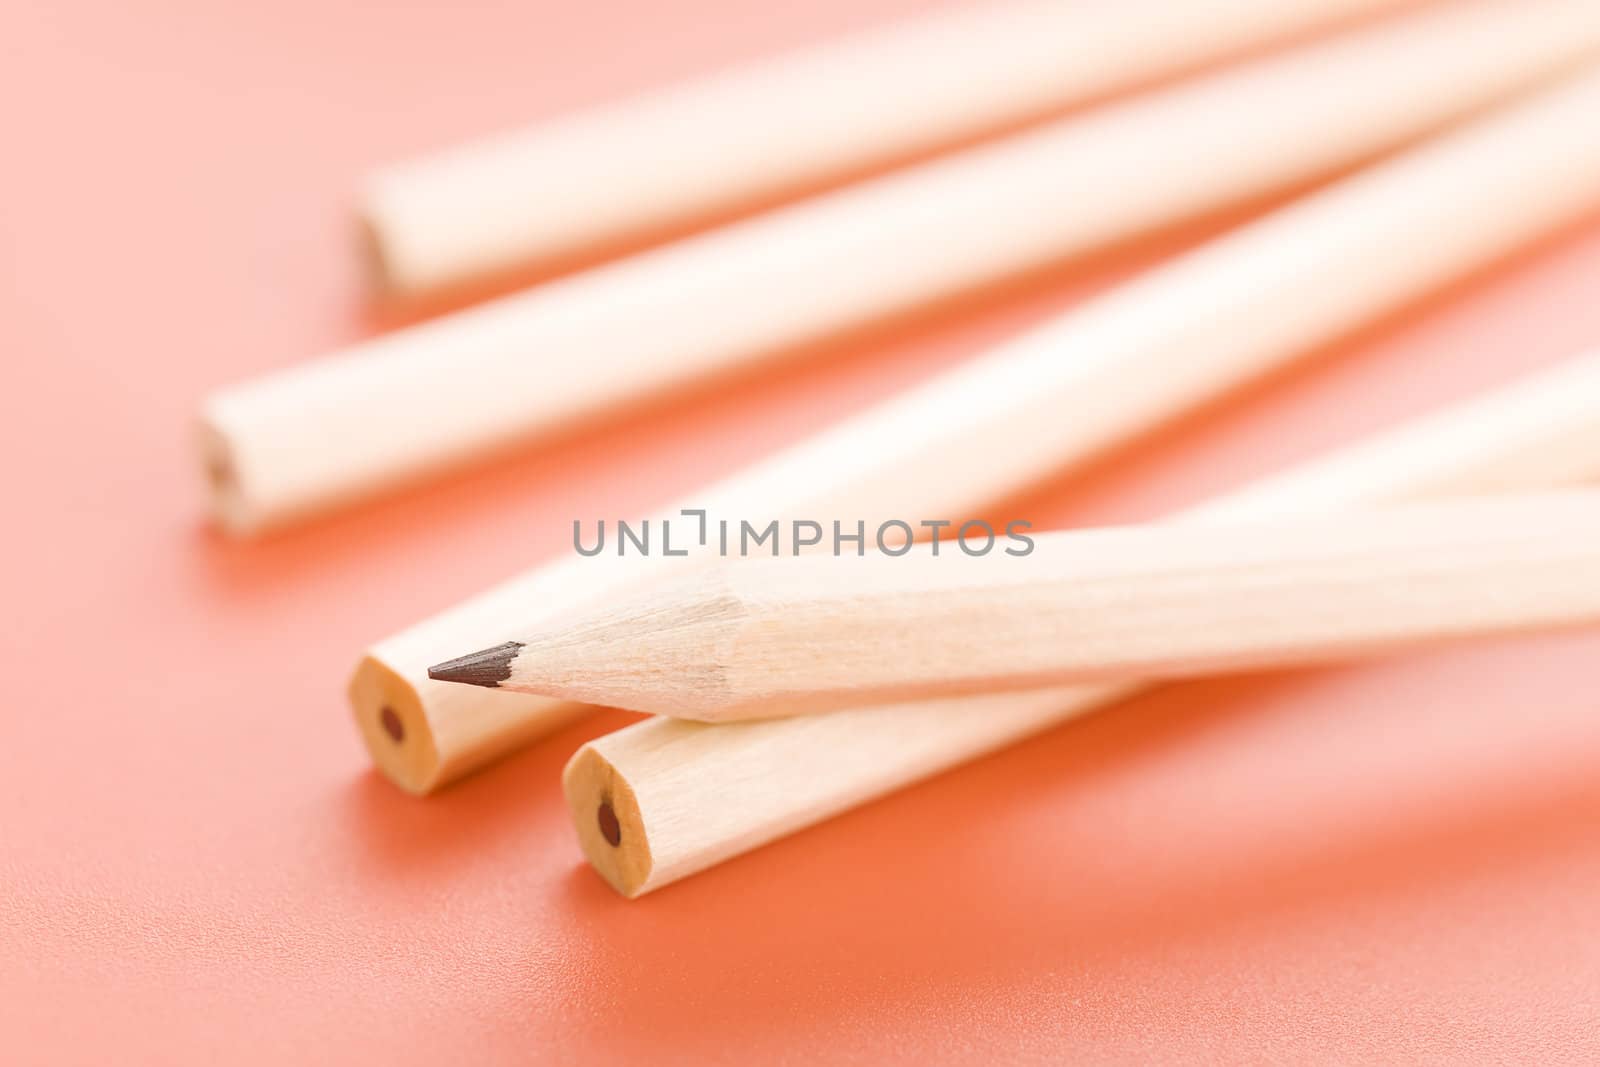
[379,706,404,743]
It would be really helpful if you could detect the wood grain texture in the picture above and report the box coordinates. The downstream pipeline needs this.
[352,64,1600,796]
[465,492,1600,718]
[564,350,1600,896]
[200,0,1600,534]
[359,0,1411,295]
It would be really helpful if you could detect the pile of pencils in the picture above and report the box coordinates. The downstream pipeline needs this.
[200,0,1600,898]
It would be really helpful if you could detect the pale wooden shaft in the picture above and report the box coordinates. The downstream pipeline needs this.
[564,350,1600,896]
[352,67,1600,796]
[361,0,1409,294]
[203,0,1600,534]
[501,493,1600,718]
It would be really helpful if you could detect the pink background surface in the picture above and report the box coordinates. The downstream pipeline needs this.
[4,1,1600,1062]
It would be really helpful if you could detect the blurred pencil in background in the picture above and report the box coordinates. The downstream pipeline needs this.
[563,350,1600,898]
[360,0,1412,296]
[199,0,1600,535]
[439,492,1600,718]
[350,64,1600,796]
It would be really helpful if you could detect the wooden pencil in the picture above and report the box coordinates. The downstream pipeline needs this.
[201,0,1600,535]
[430,492,1600,719]
[359,0,1410,295]
[350,66,1600,798]
[563,350,1600,897]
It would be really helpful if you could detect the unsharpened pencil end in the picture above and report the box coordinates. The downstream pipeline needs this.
[428,641,524,688]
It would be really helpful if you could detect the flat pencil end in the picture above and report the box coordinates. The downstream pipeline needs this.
[427,641,524,688]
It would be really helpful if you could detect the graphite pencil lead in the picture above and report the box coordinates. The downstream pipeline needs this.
[427,642,524,688]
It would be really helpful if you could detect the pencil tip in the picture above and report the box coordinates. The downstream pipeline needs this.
[428,641,524,688]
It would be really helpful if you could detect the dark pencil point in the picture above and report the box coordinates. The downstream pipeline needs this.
[428,641,524,688]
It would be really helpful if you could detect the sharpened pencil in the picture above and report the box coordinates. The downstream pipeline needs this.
[203,0,1600,534]
[561,350,1600,896]
[434,492,1600,719]
[351,65,1600,797]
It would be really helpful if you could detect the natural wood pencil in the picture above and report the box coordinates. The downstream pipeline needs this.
[431,492,1600,719]
[349,66,1600,797]
[563,350,1600,897]
[201,0,1600,534]
[359,0,1410,295]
